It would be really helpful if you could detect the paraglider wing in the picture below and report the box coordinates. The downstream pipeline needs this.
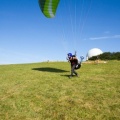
[38,0,60,18]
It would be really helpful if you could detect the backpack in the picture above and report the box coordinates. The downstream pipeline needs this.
[75,63,81,69]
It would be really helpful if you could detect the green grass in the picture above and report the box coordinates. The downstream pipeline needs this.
[0,61,120,120]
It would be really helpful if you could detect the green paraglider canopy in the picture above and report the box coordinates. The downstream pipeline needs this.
[38,0,60,18]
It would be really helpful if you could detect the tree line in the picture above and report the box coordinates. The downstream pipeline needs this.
[89,52,120,60]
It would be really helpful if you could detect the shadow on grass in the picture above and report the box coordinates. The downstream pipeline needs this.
[60,74,70,78]
[61,75,79,78]
[32,67,69,73]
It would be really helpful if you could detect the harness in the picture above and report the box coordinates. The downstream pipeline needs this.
[75,63,81,69]
[69,56,81,69]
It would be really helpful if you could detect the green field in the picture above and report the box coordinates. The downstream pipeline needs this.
[0,61,120,120]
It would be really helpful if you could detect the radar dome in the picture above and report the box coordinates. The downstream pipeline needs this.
[86,48,103,60]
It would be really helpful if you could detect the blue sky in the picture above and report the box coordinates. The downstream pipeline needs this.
[0,0,120,64]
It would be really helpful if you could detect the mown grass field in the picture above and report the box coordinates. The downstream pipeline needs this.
[0,61,120,120]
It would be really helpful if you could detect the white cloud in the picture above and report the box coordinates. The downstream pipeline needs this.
[90,35,120,40]
[114,35,120,38]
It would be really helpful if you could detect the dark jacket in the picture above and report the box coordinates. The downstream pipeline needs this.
[69,56,78,66]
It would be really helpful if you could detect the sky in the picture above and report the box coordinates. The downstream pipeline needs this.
[0,0,120,64]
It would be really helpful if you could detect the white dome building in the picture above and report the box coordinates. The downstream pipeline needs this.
[86,48,103,60]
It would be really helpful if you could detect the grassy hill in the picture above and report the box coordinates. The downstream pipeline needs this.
[0,61,120,120]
